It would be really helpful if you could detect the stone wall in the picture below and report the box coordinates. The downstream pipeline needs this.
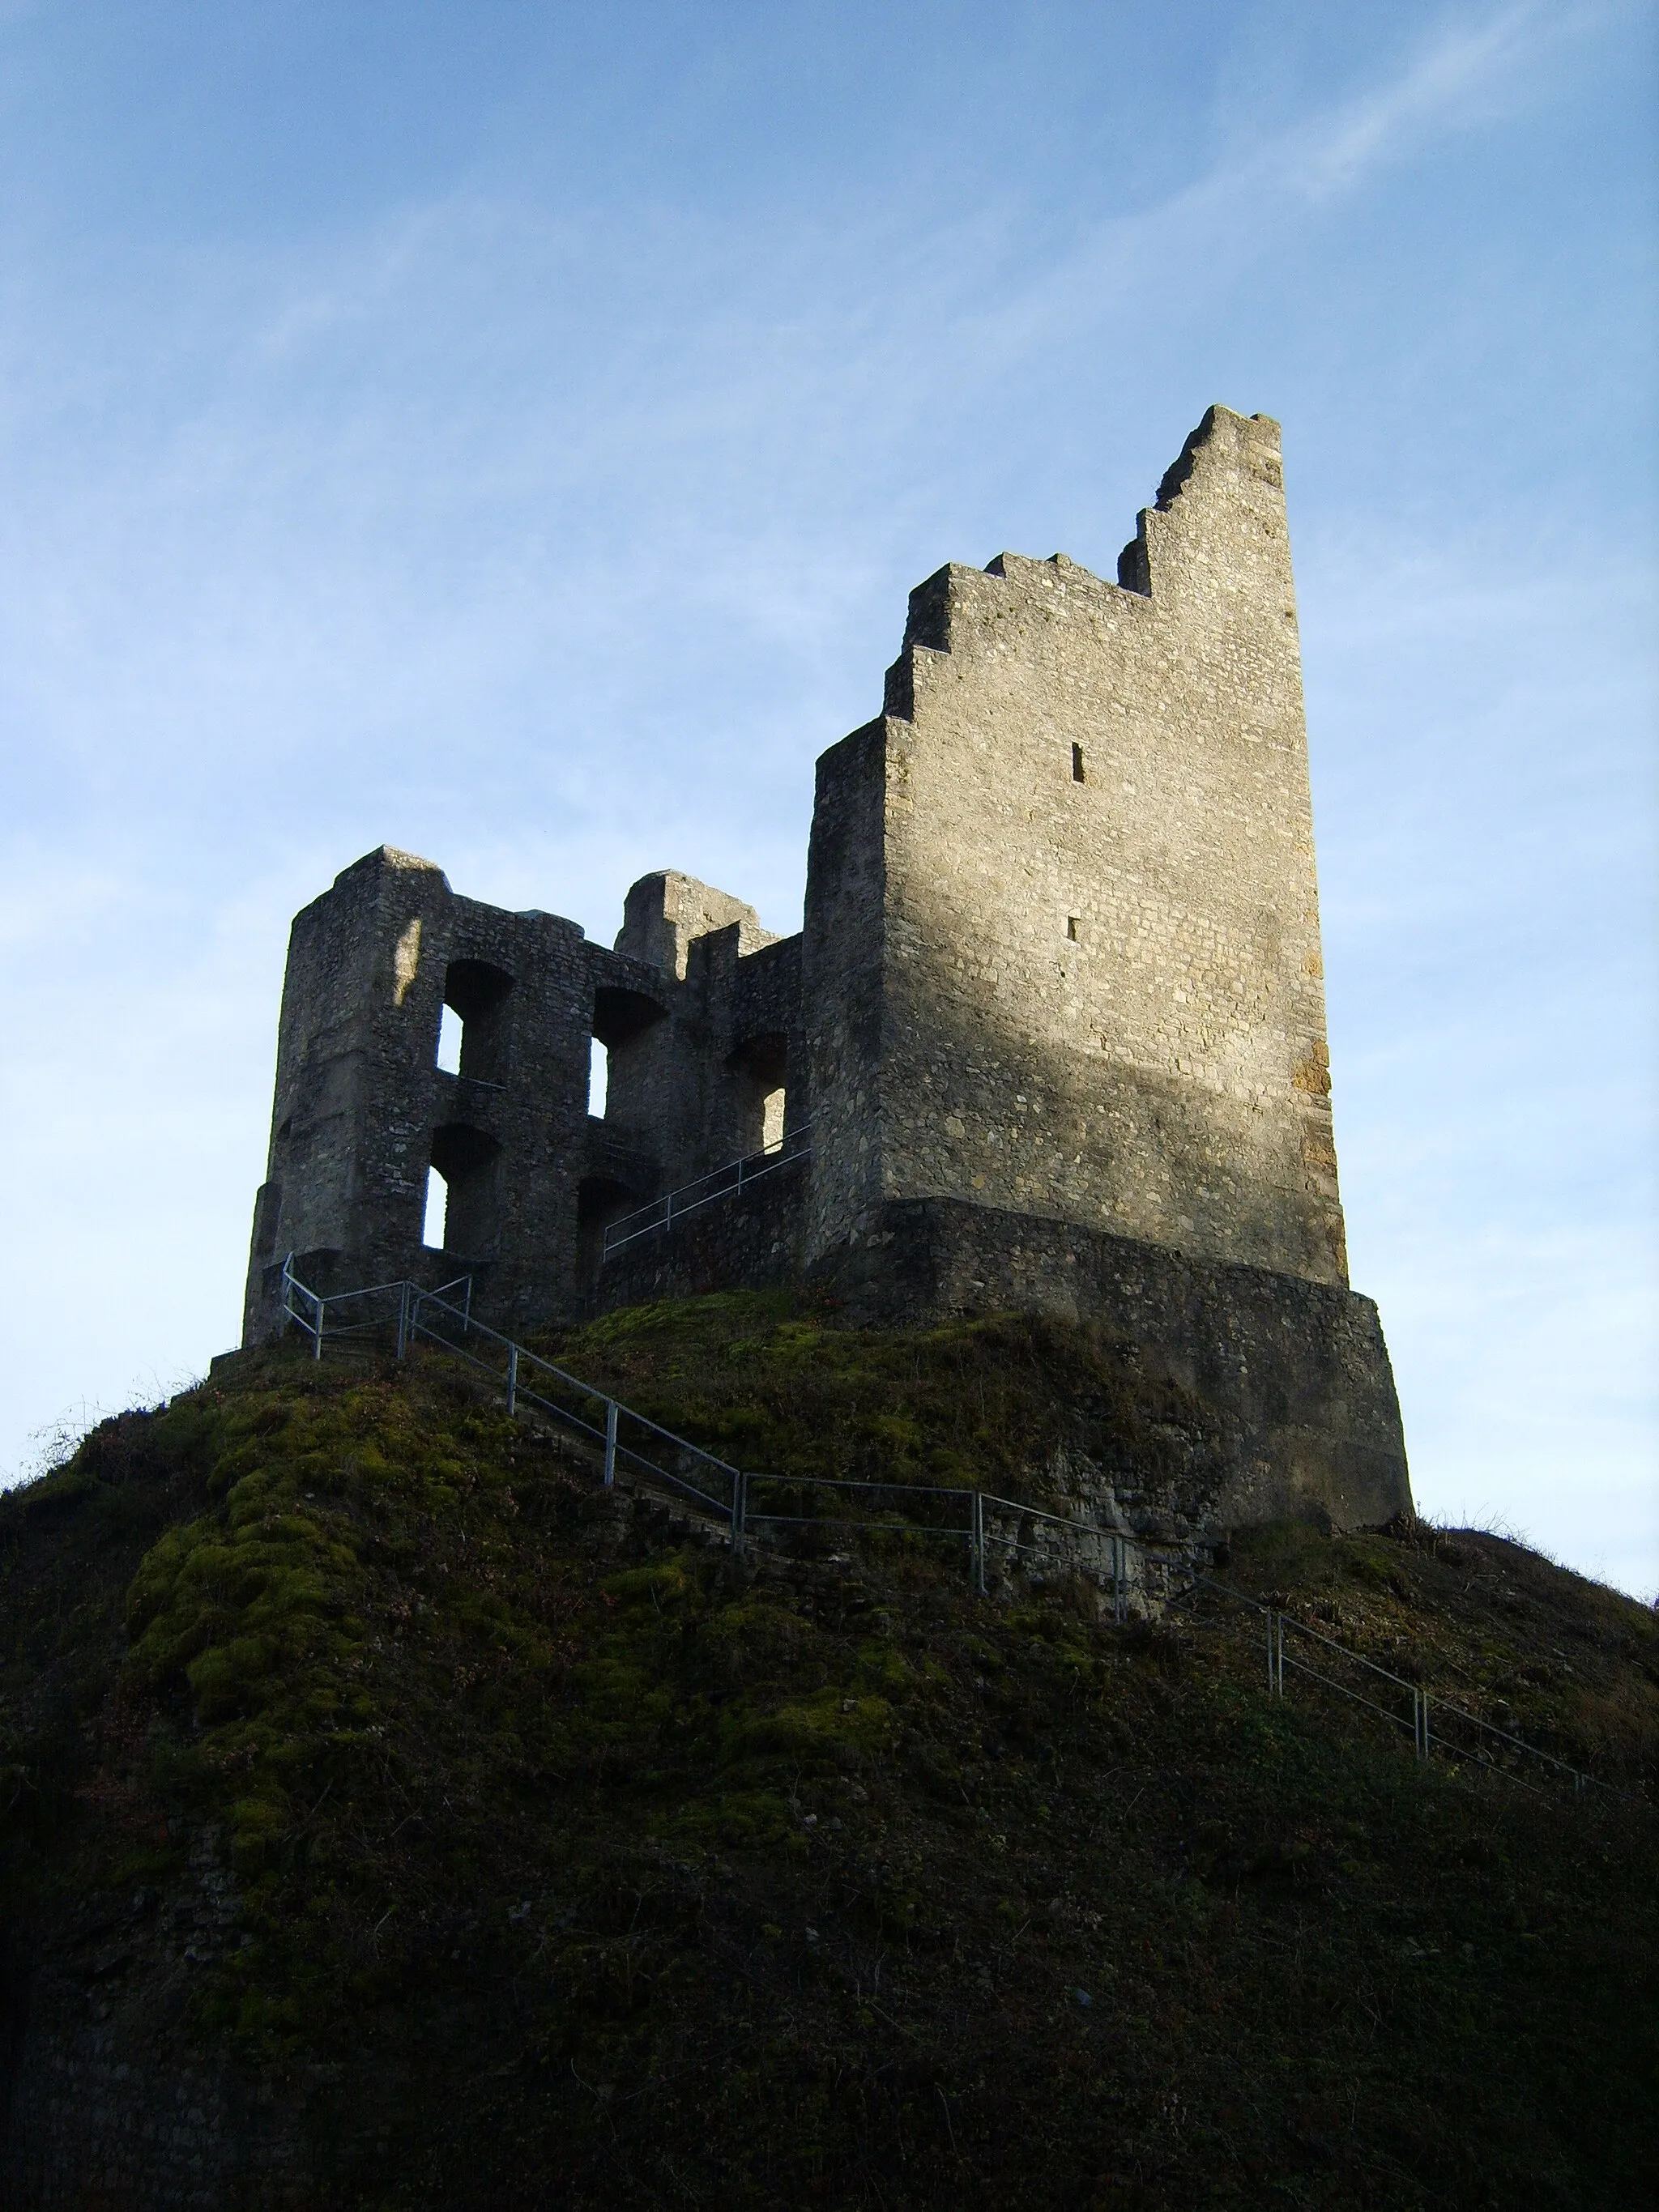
[800,719,887,1258]
[817,1196,1407,1532]
[606,872,793,1174]
[595,1154,808,1312]
[243,854,804,1341]
[244,847,603,1340]
[1,1828,316,2207]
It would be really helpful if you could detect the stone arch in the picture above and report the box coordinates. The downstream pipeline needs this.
[429,1123,503,1256]
[591,984,667,1051]
[729,1029,789,1153]
[577,1170,648,1285]
[441,959,514,1085]
[591,983,670,1137]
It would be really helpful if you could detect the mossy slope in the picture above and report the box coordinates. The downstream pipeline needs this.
[0,1300,1655,2210]
[536,1288,1235,1514]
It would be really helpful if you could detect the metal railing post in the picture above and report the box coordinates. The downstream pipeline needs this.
[1268,1611,1277,1694]
[313,1298,325,1361]
[506,1345,518,1417]
[395,1281,410,1361]
[603,1400,617,1490]
[731,1468,746,1551]
[970,1492,987,1596]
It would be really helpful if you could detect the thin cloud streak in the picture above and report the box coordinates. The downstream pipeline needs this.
[1283,2,1586,198]
[975,1,1605,372]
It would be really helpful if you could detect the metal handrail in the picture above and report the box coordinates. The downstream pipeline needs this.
[274,1260,1129,1611]
[271,1268,1615,1800]
[1186,1572,1616,1803]
[602,1127,812,1256]
[279,1255,471,1355]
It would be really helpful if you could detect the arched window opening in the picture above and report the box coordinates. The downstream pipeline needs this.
[577,1172,645,1285]
[422,1163,448,1250]
[591,983,667,1134]
[592,986,667,1055]
[439,959,514,1085]
[429,1123,502,1256]
[729,1031,788,1157]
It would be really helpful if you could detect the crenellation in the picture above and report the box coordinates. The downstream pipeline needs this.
[242,405,1406,1528]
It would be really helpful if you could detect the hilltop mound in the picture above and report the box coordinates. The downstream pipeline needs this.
[2,1298,1655,2210]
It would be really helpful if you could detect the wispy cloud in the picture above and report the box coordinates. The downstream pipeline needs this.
[928,4,1601,395]
[1277,2,1592,199]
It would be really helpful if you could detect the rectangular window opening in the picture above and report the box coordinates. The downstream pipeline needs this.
[422,1165,448,1250]
[1067,915,1080,942]
[1071,743,1085,782]
[589,1037,609,1119]
[436,1004,463,1074]
[761,1087,786,1153]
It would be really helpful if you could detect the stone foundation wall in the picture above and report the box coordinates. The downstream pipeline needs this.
[816,1196,1409,1533]
[0,1831,316,2208]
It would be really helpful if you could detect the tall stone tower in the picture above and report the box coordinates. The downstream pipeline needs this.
[803,406,1345,1288]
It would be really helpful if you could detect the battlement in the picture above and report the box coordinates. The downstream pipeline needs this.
[242,407,1408,1530]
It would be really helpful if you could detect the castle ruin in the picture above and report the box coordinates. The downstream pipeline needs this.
[244,406,1410,1531]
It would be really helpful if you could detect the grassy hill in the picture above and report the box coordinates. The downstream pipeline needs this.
[2,1292,1655,2210]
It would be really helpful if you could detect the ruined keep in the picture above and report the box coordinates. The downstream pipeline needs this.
[244,406,1410,1531]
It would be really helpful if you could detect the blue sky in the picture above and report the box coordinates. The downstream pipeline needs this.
[2,2,1653,1593]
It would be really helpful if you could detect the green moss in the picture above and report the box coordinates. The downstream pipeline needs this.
[539,1292,1235,1507]
[1227,1516,1335,1590]
[0,1323,1654,2210]
[601,1560,696,1608]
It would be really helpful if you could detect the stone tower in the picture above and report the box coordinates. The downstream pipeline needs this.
[803,405,1345,1286]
